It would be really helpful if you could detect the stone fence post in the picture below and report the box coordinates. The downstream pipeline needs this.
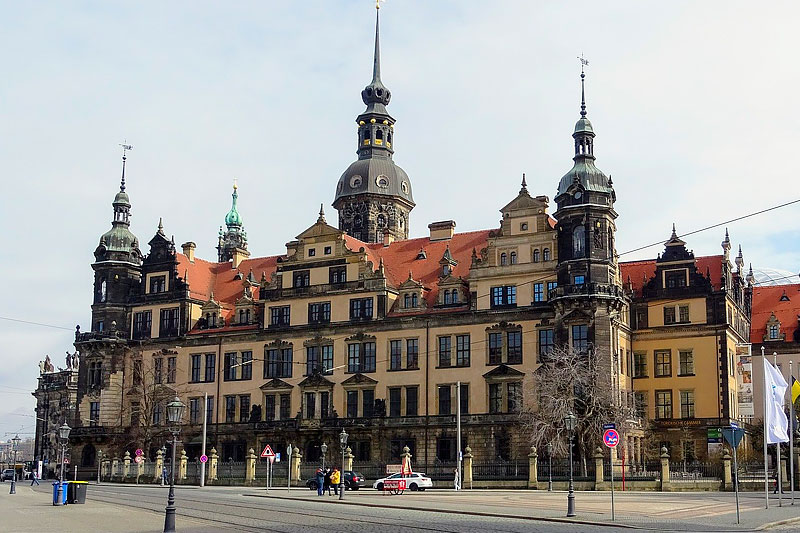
[291,446,301,485]
[344,446,354,472]
[111,456,120,479]
[594,447,604,490]
[528,446,539,489]
[179,449,188,481]
[660,447,671,492]
[722,451,732,491]
[155,449,164,483]
[123,451,131,478]
[245,448,256,484]
[463,446,473,489]
[209,448,219,482]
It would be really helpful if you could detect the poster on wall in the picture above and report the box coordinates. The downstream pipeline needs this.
[736,344,754,419]
[707,427,723,455]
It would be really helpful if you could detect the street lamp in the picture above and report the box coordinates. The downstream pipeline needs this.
[564,413,578,517]
[9,434,20,495]
[97,450,104,484]
[55,423,71,506]
[546,442,553,492]
[338,429,348,500]
[160,445,167,487]
[163,396,185,533]
[321,443,328,472]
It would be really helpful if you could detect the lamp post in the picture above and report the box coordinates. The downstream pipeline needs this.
[160,445,167,486]
[163,396,186,533]
[321,443,328,472]
[338,429,348,500]
[97,450,104,484]
[564,413,577,517]
[9,434,20,495]
[546,442,553,492]
[55,423,71,506]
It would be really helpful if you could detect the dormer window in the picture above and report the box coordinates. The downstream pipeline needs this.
[442,265,450,276]
[769,324,780,339]
[412,293,418,307]
[149,275,166,294]
[403,292,420,309]
[764,313,785,342]
[404,294,410,308]
[665,269,687,288]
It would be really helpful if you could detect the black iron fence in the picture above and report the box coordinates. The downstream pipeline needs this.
[669,462,722,481]
[473,460,528,480]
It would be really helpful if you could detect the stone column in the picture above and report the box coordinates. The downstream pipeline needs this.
[209,448,219,482]
[660,446,671,492]
[528,446,539,489]
[123,451,131,478]
[179,449,188,481]
[594,447,604,490]
[344,446,354,472]
[462,446,473,488]
[111,456,120,479]
[722,450,732,491]
[245,448,256,484]
[155,449,164,483]
[291,446,302,485]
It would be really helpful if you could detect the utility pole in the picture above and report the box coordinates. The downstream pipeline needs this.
[200,392,207,487]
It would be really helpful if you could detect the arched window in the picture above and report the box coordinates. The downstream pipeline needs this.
[100,279,107,303]
[444,290,452,305]
[387,132,392,144]
[573,226,585,257]
[543,248,550,261]
[452,290,459,304]
[404,294,411,308]
[533,249,540,263]
[245,309,251,323]
[411,293,418,307]
[239,310,244,324]
[211,313,217,327]
[375,129,383,140]
[500,253,507,266]
[510,251,517,265]
[363,130,370,142]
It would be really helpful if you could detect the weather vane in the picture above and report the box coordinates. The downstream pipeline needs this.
[119,141,133,157]
[578,53,589,73]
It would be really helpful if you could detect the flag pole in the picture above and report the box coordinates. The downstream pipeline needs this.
[763,346,769,509]
[775,352,783,507]
[790,360,795,506]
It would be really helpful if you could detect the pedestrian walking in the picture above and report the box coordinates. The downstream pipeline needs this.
[453,468,460,491]
[30,471,40,486]
[330,468,340,495]
[315,468,325,496]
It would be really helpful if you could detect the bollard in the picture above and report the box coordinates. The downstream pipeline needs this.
[528,446,539,489]
[463,446,473,489]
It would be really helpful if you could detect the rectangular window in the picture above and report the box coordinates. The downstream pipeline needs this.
[538,329,554,358]
[347,344,360,373]
[459,383,469,414]
[306,346,320,375]
[149,275,166,293]
[293,270,310,288]
[205,353,215,382]
[664,306,676,325]
[533,283,544,302]
[321,345,333,375]
[572,324,589,353]
[239,395,251,422]
[224,352,238,381]
[633,352,647,378]
[189,398,200,425]
[133,311,152,340]
[154,357,163,384]
[547,281,558,297]
[347,390,358,418]
[390,340,402,370]
[573,275,585,285]
[270,306,290,327]
[436,437,455,462]
[438,336,452,367]
[507,330,522,364]
[680,390,695,418]
[191,354,201,383]
[308,302,331,324]
[456,335,470,367]
[679,350,694,376]
[132,359,143,386]
[507,382,521,413]
[406,339,419,369]
[665,270,687,288]
[490,286,517,308]
[305,392,316,419]
[320,391,330,419]
[264,395,276,421]
[307,248,315,257]
[329,266,347,284]
[159,307,179,337]
[438,385,451,415]
[655,350,672,377]
[279,394,290,420]
[679,305,689,323]
[489,332,502,364]
[363,342,376,372]
[362,389,375,418]
[206,396,214,424]
[167,356,176,384]
[89,402,99,426]
[152,402,162,426]
[131,401,140,427]
[265,347,292,378]
[655,390,673,419]
[225,396,236,423]
[389,388,402,417]
[349,297,374,320]
[489,383,502,413]
[406,386,418,416]
[634,391,647,418]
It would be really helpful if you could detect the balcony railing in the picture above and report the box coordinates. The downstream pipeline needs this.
[549,282,624,299]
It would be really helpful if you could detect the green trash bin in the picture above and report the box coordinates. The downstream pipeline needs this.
[67,481,88,504]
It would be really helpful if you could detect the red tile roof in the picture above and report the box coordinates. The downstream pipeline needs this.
[750,283,800,343]
[619,255,725,296]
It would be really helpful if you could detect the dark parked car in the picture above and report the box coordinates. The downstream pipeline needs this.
[1,469,15,481]
[305,470,365,491]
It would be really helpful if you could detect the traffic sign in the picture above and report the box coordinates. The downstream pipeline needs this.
[275,453,281,463]
[603,429,620,448]
[261,444,275,458]
[722,427,745,448]
[603,423,616,431]
[63,457,70,464]
[730,421,739,430]
[135,448,144,457]
[267,455,275,464]
[199,454,208,464]
[134,455,144,464]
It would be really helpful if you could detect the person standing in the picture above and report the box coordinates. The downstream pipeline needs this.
[330,468,340,495]
[315,468,324,496]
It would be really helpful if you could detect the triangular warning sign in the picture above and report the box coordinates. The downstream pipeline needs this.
[260,444,275,458]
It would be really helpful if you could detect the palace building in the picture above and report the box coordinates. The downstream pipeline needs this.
[34,7,756,473]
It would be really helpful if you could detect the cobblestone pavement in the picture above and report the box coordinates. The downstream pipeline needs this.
[3,482,800,532]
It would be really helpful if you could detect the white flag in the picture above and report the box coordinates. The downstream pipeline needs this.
[764,358,789,444]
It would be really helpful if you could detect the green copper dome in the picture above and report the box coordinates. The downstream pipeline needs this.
[225,184,242,227]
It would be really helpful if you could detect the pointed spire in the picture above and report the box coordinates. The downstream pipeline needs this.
[520,173,528,194]
[317,203,326,224]
[746,263,755,286]
[671,223,677,240]
[118,142,132,192]
[580,66,587,118]
[157,217,164,234]
[371,2,382,84]
[360,3,391,109]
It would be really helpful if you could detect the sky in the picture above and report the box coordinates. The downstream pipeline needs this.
[1,0,799,439]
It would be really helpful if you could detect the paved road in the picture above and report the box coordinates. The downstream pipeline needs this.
[3,482,800,532]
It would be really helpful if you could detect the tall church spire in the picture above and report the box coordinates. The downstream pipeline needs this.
[218,180,249,263]
[361,2,391,114]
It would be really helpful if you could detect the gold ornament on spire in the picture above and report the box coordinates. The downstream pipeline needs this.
[376,0,385,9]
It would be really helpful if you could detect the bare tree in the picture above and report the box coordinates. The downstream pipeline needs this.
[519,344,636,470]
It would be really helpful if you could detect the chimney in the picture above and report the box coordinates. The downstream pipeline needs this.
[428,220,456,241]
[181,242,196,263]
[383,233,394,247]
